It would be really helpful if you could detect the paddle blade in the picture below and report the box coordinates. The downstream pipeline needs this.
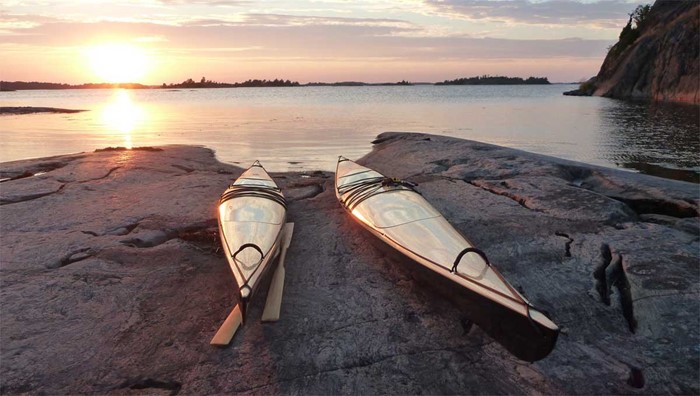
[210,304,243,346]
[282,222,295,249]
[261,265,285,322]
[261,222,294,322]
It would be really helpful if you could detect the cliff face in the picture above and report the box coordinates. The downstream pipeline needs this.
[590,1,699,104]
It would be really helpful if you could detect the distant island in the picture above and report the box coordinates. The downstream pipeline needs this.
[163,77,301,89]
[436,75,550,85]
[0,78,418,90]
[1,76,552,91]
[306,80,416,86]
[0,79,300,91]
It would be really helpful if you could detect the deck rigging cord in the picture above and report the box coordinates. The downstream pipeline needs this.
[219,184,287,209]
[337,176,418,211]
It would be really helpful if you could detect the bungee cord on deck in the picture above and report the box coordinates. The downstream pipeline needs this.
[337,176,418,211]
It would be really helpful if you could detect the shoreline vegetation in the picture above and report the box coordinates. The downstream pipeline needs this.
[436,76,550,85]
[0,75,551,91]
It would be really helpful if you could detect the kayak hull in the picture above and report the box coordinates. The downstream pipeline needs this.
[335,157,559,361]
[355,223,558,362]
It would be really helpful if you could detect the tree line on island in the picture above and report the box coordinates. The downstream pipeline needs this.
[164,77,300,88]
[1,75,550,91]
[436,75,550,85]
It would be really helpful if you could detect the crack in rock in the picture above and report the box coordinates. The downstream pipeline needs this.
[83,221,140,237]
[106,222,140,236]
[120,230,175,248]
[0,157,80,181]
[607,196,698,218]
[593,245,613,306]
[467,180,536,210]
[559,169,698,219]
[234,346,476,394]
[177,226,220,253]
[171,164,195,173]
[428,159,451,172]
[119,220,218,249]
[557,164,594,184]
[632,291,700,303]
[0,184,66,205]
[460,317,475,335]
[286,183,324,201]
[554,232,573,257]
[627,366,645,389]
[47,248,92,269]
[75,166,121,183]
[593,244,637,333]
[118,377,182,395]
[0,170,34,183]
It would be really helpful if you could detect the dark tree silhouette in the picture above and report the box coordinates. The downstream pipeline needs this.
[436,75,550,85]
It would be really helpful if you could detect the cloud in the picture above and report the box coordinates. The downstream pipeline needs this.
[251,13,413,28]
[152,0,251,5]
[0,12,62,30]
[134,35,169,43]
[0,14,611,60]
[181,13,417,29]
[421,0,636,28]
[0,4,618,82]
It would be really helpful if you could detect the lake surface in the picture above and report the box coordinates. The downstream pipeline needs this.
[1,85,698,181]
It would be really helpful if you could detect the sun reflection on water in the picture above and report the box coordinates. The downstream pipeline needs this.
[101,90,145,148]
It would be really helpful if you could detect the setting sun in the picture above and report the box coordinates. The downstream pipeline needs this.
[86,43,150,83]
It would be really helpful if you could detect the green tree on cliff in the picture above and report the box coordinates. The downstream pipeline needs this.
[632,4,651,31]
[614,4,652,58]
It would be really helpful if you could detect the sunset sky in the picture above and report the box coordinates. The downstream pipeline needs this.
[1,0,644,84]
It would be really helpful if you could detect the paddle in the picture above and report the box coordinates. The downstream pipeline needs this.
[210,304,243,346]
[261,222,294,322]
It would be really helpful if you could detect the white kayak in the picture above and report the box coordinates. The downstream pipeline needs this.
[218,161,286,318]
[335,157,559,361]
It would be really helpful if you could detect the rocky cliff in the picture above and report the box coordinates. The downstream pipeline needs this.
[568,0,699,104]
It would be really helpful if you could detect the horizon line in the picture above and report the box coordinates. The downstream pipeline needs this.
[1,76,583,88]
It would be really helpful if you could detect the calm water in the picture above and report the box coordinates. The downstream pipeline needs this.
[1,85,698,181]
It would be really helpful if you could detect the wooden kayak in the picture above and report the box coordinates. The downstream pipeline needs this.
[334,157,559,361]
[212,161,287,345]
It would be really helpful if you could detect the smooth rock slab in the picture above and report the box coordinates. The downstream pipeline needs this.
[0,135,698,395]
[359,132,699,395]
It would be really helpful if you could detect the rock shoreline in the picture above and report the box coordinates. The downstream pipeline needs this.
[0,106,88,115]
[1,133,698,394]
